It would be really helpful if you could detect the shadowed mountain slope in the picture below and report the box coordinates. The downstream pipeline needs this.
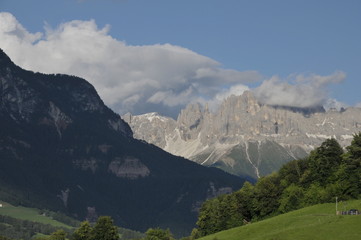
[0,49,244,237]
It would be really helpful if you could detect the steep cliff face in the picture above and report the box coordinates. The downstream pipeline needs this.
[0,49,132,137]
[0,49,244,237]
[125,91,361,179]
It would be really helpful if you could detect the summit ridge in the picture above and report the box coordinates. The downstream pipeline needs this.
[125,91,361,179]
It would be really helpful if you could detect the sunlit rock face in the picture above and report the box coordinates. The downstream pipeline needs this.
[125,91,361,179]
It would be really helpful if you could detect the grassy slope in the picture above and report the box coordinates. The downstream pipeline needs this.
[199,199,361,240]
[0,201,144,239]
[0,201,72,229]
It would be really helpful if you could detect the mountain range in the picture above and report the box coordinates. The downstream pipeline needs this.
[124,91,361,179]
[0,49,244,237]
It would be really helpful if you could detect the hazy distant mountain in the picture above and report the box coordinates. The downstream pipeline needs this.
[124,91,361,179]
[0,49,244,237]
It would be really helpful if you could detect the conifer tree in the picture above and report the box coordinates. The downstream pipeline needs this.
[343,133,361,197]
[72,221,93,240]
[49,230,67,240]
[144,228,174,240]
[92,216,119,240]
[308,138,343,185]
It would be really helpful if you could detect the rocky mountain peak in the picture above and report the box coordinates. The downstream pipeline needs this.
[0,48,14,67]
[125,90,361,179]
[239,90,260,113]
[0,48,132,137]
[177,102,204,127]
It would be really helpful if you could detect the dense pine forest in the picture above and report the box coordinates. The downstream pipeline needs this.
[193,133,361,238]
[1,133,360,240]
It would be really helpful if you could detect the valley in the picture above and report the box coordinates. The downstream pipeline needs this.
[0,201,73,229]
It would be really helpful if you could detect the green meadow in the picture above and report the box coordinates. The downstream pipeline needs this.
[0,201,72,229]
[199,199,361,240]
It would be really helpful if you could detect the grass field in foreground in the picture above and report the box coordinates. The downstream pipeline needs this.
[199,199,361,240]
[0,201,72,229]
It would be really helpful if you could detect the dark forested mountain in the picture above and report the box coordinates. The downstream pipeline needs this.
[0,49,244,237]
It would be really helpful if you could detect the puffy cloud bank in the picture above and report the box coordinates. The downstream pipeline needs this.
[0,12,260,117]
[0,12,346,117]
[254,72,346,109]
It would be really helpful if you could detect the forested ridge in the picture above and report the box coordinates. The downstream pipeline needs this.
[194,133,361,238]
[1,131,360,240]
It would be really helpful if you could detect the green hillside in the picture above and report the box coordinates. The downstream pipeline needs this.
[0,201,144,240]
[198,199,361,240]
[0,201,72,228]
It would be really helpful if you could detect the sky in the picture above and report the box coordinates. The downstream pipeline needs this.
[1,0,361,118]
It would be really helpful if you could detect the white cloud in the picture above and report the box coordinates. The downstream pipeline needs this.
[199,84,249,111]
[323,98,348,111]
[215,84,250,101]
[253,72,346,108]
[0,12,348,117]
[0,12,262,117]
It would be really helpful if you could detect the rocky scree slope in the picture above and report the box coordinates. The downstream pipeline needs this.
[124,91,361,179]
[0,49,244,237]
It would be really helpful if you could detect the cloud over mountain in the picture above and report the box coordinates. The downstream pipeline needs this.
[254,71,346,108]
[0,12,261,117]
[0,12,347,117]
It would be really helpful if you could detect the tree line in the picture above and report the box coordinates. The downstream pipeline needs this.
[0,216,172,240]
[194,133,361,237]
[0,214,72,240]
[68,219,173,240]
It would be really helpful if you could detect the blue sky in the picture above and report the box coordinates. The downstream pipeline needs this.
[1,0,361,117]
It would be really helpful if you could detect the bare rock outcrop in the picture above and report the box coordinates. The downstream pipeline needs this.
[124,91,361,179]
